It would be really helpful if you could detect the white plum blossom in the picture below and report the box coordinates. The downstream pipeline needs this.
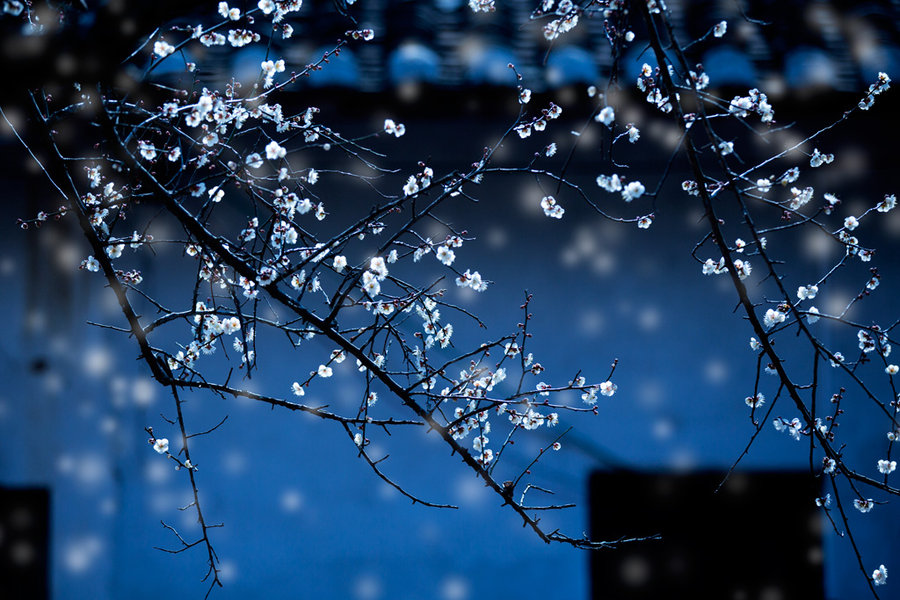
[713,21,727,37]
[627,126,640,143]
[456,269,488,292]
[745,393,765,408]
[729,95,752,116]
[540,195,565,218]
[702,257,726,275]
[317,365,333,378]
[291,382,305,397]
[597,174,622,192]
[788,186,814,210]
[797,285,818,300]
[763,308,786,328]
[221,317,241,334]
[599,380,617,396]
[733,259,751,279]
[218,2,241,19]
[361,271,381,297]
[809,148,834,168]
[403,176,419,196]
[779,167,800,185]
[596,106,615,126]
[257,266,276,286]
[81,256,100,272]
[690,69,710,90]
[854,498,874,513]
[152,438,169,454]
[468,0,495,12]
[153,39,176,58]
[773,417,802,440]
[138,141,157,161]
[873,564,888,586]
[332,255,347,273]
[877,459,897,474]
[384,119,406,137]
[261,59,286,87]
[246,152,263,169]
[369,256,388,280]
[858,329,878,353]
[435,245,456,265]
[621,181,646,202]
[265,140,286,160]
[200,32,227,47]
[227,29,258,48]
[877,194,896,213]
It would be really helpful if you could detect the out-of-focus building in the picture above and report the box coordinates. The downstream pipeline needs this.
[3,2,900,600]
[192,0,900,94]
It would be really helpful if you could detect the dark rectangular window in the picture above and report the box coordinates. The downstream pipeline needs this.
[0,486,50,600]
[589,471,823,599]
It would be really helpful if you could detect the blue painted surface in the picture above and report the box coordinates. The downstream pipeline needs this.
[546,46,600,87]
[785,47,841,90]
[389,44,442,84]
[307,47,361,87]
[702,46,757,88]
[2,95,899,600]
[464,45,519,86]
